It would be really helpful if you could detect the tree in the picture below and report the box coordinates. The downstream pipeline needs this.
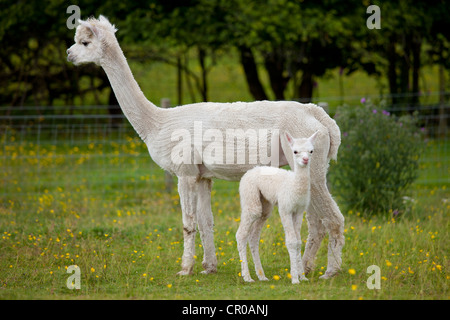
[222,0,358,102]
[353,0,444,110]
[424,1,450,136]
[0,0,114,109]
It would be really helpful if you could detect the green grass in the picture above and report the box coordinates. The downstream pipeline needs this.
[1,55,448,299]
[0,134,448,300]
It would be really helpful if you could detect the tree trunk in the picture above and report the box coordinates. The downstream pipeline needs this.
[238,46,268,101]
[264,52,287,100]
[411,34,421,108]
[107,85,122,128]
[387,35,399,106]
[438,64,447,137]
[198,47,208,102]
[399,33,411,107]
[177,56,183,106]
[297,68,313,103]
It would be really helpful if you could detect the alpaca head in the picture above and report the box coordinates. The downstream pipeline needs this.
[285,131,319,167]
[67,15,118,66]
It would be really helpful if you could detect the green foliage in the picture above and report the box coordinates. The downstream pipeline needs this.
[329,101,425,216]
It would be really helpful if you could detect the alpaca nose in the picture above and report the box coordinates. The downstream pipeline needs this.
[302,157,309,164]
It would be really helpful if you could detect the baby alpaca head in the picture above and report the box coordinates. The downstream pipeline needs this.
[67,15,118,66]
[285,131,319,167]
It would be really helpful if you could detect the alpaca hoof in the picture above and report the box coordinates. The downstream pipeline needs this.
[303,266,312,276]
[258,276,269,281]
[243,276,255,283]
[302,261,314,275]
[319,271,338,279]
[200,268,217,275]
[300,277,309,281]
[176,269,193,276]
[292,279,300,284]
[201,262,217,274]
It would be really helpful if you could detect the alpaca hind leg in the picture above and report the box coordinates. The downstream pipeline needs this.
[196,178,217,274]
[236,212,257,282]
[310,182,345,279]
[320,216,345,279]
[248,199,272,281]
[177,176,198,275]
[302,210,327,275]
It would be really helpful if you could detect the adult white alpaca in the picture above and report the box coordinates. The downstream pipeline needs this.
[236,131,317,284]
[67,15,344,278]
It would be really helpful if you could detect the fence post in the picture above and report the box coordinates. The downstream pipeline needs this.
[161,98,174,192]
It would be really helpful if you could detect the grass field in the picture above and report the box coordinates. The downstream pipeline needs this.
[1,53,448,300]
[0,130,448,300]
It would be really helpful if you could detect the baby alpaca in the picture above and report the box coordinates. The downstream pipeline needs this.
[236,131,318,284]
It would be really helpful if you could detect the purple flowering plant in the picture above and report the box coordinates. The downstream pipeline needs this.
[330,102,425,216]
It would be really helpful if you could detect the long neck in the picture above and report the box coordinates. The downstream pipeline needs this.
[100,41,162,142]
[293,163,311,193]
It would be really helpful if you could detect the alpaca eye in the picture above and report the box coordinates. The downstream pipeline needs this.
[82,41,89,47]
[310,150,313,154]
[294,151,298,154]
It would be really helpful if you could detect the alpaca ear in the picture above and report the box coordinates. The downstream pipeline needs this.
[99,15,118,33]
[78,19,101,38]
[285,131,294,147]
[308,131,319,145]
[99,15,109,23]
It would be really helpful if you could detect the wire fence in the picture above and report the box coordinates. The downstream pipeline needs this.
[0,101,448,201]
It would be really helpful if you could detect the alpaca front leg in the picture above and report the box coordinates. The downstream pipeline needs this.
[177,177,198,275]
[293,211,308,281]
[285,240,301,284]
[279,210,301,284]
[196,178,217,274]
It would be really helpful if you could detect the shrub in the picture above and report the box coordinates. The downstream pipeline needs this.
[329,102,425,216]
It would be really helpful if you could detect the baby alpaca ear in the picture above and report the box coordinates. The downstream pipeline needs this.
[285,131,294,147]
[308,131,319,145]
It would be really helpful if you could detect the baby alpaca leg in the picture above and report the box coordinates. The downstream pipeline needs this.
[237,180,263,282]
[248,198,272,281]
[279,209,302,284]
[293,211,308,281]
[236,212,256,282]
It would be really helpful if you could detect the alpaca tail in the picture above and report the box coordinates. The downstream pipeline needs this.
[309,104,341,161]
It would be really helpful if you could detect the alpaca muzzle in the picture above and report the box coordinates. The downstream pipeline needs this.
[66,49,74,62]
